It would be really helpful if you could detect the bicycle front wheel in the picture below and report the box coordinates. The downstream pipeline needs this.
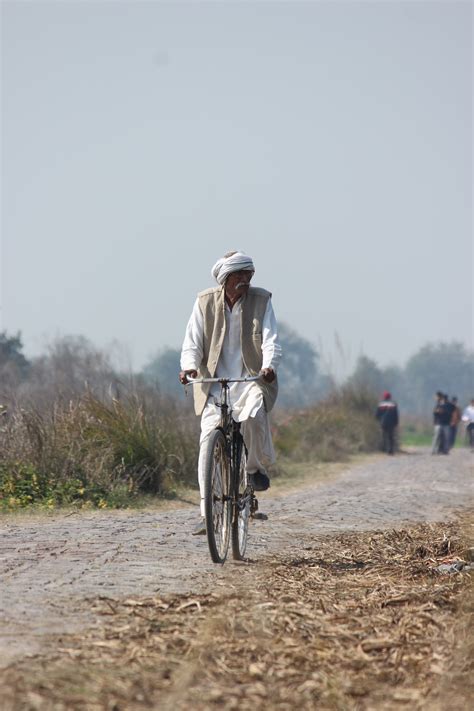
[203,428,231,564]
[231,436,251,560]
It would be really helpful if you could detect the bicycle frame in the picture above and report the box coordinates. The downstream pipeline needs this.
[186,375,261,561]
[188,375,260,481]
[186,374,260,429]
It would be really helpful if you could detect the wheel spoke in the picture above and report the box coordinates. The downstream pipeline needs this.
[204,430,231,563]
[232,438,250,560]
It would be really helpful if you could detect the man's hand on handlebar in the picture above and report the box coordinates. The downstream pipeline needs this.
[260,367,276,383]
[180,369,275,384]
[179,369,198,384]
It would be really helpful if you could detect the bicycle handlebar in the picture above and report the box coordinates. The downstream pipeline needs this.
[185,375,261,385]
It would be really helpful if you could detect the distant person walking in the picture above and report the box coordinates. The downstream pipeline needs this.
[462,399,474,450]
[448,396,461,449]
[432,392,451,454]
[375,391,399,455]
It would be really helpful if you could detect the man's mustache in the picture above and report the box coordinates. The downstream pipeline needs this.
[236,281,251,289]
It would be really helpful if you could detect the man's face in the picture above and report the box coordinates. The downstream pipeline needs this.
[225,269,254,298]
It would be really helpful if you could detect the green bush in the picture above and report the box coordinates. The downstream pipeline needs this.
[0,391,199,510]
[0,467,136,512]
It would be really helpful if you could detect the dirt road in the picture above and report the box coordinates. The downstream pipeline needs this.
[1,448,473,670]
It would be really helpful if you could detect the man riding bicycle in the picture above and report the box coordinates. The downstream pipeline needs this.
[179,251,282,535]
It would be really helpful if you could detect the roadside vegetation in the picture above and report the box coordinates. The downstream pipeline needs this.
[0,391,199,511]
[1,329,472,512]
[0,333,199,511]
[273,386,379,463]
[0,384,379,512]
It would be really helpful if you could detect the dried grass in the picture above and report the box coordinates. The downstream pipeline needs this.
[2,519,472,711]
[273,386,380,463]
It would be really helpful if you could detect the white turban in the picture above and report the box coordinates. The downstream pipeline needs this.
[211,251,255,285]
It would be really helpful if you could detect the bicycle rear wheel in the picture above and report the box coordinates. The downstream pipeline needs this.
[203,428,231,564]
[231,436,251,560]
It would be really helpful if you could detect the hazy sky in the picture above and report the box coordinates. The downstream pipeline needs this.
[1,0,472,376]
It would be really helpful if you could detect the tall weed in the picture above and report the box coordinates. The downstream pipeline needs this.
[273,385,379,462]
[0,391,199,509]
[1,381,381,510]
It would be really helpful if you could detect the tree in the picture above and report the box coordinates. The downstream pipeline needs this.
[277,323,329,407]
[404,341,474,414]
[141,347,182,397]
[346,356,407,410]
[346,355,384,395]
[0,331,30,372]
[24,335,118,406]
[0,331,30,388]
[142,325,331,408]
[346,342,474,415]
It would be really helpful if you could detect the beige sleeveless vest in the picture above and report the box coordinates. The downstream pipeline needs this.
[191,285,278,416]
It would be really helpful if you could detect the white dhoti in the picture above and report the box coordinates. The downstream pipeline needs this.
[197,383,275,515]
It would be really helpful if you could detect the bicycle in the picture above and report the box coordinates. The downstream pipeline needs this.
[186,375,261,564]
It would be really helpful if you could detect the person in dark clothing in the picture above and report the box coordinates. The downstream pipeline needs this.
[444,395,455,427]
[439,394,453,453]
[432,393,451,454]
[375,391,399,455]
[448,396,461,449]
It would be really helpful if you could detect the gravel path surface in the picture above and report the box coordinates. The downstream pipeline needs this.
[1,448,472,667]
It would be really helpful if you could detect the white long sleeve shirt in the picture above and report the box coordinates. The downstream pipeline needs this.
[180,295,282,411]
[462,405,474,423]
